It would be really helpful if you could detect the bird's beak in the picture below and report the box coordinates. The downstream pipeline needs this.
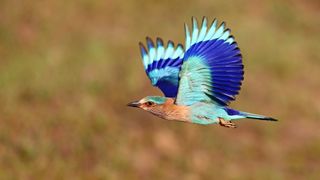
[127,101,140,108]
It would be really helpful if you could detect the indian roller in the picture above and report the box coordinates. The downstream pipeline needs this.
[128,17,277,128]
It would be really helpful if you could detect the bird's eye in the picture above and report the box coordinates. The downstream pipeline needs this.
[145,101,154,106]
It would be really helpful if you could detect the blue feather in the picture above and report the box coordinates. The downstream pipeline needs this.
[224,107,241,116]
[176,17,243,106]
[139,37,184,97]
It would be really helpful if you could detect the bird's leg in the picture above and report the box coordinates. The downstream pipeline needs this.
[218,117,237,128]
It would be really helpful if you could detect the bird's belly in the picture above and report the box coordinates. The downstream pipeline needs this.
[190,103,225,125]
[191,114,219,125]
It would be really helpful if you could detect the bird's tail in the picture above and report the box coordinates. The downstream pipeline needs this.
[240,111,278,121]
[224,108,278,121]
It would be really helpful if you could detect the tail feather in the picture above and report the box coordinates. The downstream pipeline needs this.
[240,112,278,121]
[224,107,278,121]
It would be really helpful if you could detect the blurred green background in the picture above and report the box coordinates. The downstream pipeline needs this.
[0,0,320,179]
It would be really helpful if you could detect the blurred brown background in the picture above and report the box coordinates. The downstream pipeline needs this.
[0,0,320,179]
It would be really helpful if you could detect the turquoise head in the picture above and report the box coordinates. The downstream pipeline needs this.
[127,96,167,108]
[127,96,169,116]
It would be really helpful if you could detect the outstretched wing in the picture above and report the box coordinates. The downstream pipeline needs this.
[176,17,244,106]
[139,37,184,97]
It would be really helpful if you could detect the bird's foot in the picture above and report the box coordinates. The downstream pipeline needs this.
[218,118,237,128]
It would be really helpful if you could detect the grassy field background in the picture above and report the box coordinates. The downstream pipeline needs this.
[0,0,320,179]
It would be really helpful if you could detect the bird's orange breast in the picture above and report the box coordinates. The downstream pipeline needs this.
[161,98,190,122]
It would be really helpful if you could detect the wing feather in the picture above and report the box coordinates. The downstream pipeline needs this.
[140,37,184,97]
[176,17,243,106]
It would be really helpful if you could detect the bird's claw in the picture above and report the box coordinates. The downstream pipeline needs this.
[218,118,237,128]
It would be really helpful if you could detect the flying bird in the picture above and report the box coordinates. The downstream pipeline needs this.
[128,17,277,128]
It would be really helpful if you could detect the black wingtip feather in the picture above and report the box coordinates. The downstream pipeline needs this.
[139,42,148,56]
[156,37,164,47]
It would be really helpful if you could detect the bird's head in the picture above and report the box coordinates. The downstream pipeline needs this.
[127,96,168,116]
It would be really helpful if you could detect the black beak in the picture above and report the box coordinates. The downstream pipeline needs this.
[127,101,140,108]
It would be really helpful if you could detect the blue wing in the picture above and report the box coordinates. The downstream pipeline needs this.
[176,17,244,106]
[139,37,184,97]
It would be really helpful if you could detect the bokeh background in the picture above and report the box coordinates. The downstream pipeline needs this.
[0,0,320,179]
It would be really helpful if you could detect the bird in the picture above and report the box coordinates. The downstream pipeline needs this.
[128,17,277,128]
